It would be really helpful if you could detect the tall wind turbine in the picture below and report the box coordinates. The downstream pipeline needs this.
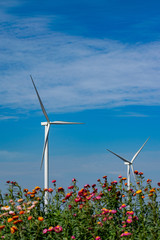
[31,75,84,204]
[107,138,150,190]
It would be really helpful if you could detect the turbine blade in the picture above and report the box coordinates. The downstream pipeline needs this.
[40,124,50,170]
[30,75,50,123]
[131,164,137,182]
[106,149,131,164]
[131,137,150,163]
[50,121,84,125]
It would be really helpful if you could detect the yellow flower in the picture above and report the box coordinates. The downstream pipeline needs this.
[136,190,142,194]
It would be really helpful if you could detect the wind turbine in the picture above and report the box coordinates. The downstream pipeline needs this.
[107,138,150,190]
[31,75,84,205]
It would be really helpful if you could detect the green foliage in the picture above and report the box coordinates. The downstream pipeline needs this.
[0,173,160,239]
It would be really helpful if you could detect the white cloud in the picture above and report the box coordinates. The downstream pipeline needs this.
[0,3,160,114]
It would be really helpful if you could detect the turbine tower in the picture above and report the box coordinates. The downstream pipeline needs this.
[31,75,84,205]
[107,138,149,190]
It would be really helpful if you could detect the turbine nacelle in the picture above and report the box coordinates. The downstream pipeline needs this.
[124,162,130,165]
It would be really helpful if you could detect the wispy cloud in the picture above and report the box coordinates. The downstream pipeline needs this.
[0,115,18,120]
[117,112,149,118]
[0,1,160,114]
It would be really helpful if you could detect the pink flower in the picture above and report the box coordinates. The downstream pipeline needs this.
[118,175,122,178]
[72,178,76,182]
[126,211,134,215]
[96,195,101,200]
[48,226,54,232]
[95,236,101,240]
[102,217,107,222]
[43,229,48,234]
[71,236,75,239]
[110,210,117,214]
[120,231,132,237]
[74,197,81,203]
[52,180,56,183]
[54,225,63,233]
[121,204,126,208]
[126,218,132,224]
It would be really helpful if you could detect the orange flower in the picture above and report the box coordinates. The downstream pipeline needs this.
[13,220,23,225]
[38,217,44,221]
[48,188,53,193]
[27,191,32,195]
[19,211,25,215]
[23,188,28,192]
[32,189,37,194]
[30,194,35,198]
[150,189,155,193]
[0,225,5,230]
[28,216,33,220]
[10,225,18,234]
[147,179,152,183]
[12,216,19,220]
[17,198,24,203]
[122,195,125,197]
[122,177,127,180]
[149,193,153,197]
[35,186,41,191]
[8,218,13,223]
[141,196,145,199]
[125,183,127,186]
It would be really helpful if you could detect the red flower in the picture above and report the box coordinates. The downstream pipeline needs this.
[58,187,64,192]
[65,193,72,200]
[48,188,53,193]
[68,185,74,189]
[157,182,160,186]
[52,180,56,183]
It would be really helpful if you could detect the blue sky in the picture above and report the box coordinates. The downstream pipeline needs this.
[0,0,160,192]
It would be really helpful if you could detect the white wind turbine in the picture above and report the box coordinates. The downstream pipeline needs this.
[31,76,84,204]
[107,138,150,190]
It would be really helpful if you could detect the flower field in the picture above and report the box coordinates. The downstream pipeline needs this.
[0,171,160,239]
